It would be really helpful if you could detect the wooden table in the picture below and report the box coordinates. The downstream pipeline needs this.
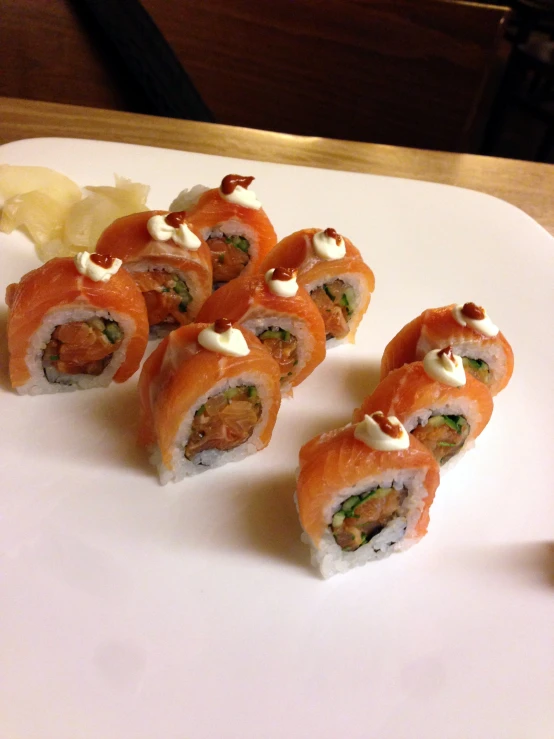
[2,96,553,236]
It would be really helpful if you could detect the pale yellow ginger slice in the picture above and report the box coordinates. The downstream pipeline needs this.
[1,191,69,244]
[0,164,81,207]
[0,166,150,261]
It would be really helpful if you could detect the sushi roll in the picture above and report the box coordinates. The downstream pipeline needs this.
[197,268,326,394]
[380,303,514,395]
[95,210,212,336]
[296,413,440,578]
[171,175,277,287]
[353,348,494,466]
[259,228,375,345]
[138,319,281,482]
[5,253,149,394]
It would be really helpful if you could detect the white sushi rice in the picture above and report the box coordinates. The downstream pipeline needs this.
[152,370,274,483]
[297,467,430,579]
[16,306,137,395]
[303,271,368,348]
[242,314,312,396]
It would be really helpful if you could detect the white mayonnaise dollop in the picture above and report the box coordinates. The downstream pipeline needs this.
[354,412,410,451]
[264,268,299,298]
[147,214,201,250]
[220,185,262,210]
[198,324,249,357]
[423,347,466,387]
[169,184,210,212]
[74,252,122,283]
[312,229,346,260]
[452,303,499,338]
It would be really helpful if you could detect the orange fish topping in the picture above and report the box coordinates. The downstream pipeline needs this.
[90,253,115,269]
[165,211,188,228]
[462,302,485,320]
[220,174,254,195]
[372,411,403,439]
[214,318,233,334]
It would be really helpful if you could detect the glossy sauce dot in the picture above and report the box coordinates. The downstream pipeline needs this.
[214,318,233,334]
[220,174,255,195]
[462,302,486,320]
[90,253,115,269]
[372,411,403,439]
[165,211,188,228]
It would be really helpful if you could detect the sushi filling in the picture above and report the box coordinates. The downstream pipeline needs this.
[331,486,408,551]
[207,232,250,283]
[43,317,123,379]
[185,385,262,460]
[310,279,355,340]
[411,414,470,465]
[258,327,298,383]
[133,270,192,329]
[462,357,491,385]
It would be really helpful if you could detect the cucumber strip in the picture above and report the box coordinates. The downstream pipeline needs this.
[104,322,122,344]
[332,511,346,528]
[224,388,239,399]
[427,415,446,427]
[443,415,463,433]
[463,357,488,371]
[259,330,282,340]
[247,386,257,399]
[49,355,60,361]
[342,495,361,512]
[195,404,206,416]
[437,441,457,447]
[225,235,249,253]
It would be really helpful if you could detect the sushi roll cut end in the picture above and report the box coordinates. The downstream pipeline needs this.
[296,417,440,578]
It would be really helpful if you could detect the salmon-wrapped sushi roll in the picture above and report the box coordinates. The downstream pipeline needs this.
[259,228,375,345]
[297,414,440,578]
[171,175,277,287]
[197,268,325,394]
[6,253,148,394]
[381,303,514,395]
[138,319,281,482]
[95,210,212,337]
[353,348,493,466]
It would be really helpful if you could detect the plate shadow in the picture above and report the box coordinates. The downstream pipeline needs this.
[343,356,381,407]
[0,307,11,392]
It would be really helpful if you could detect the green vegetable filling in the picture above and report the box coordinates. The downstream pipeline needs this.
[330,486,405,551]
[427,414,466,434]
[464,357,488,371]
[225,235,250,253]
[173,279,192,313]
[103,321,122,344]
[339,487,395,516]
[259,329,291,342]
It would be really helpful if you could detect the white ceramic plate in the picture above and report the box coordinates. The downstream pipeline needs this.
[1,138,553,739]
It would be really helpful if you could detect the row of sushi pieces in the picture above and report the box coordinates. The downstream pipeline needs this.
[297,302,514,577]
[5,174,375,396]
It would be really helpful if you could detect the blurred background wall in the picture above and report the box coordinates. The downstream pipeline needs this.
[2,0,554,162]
